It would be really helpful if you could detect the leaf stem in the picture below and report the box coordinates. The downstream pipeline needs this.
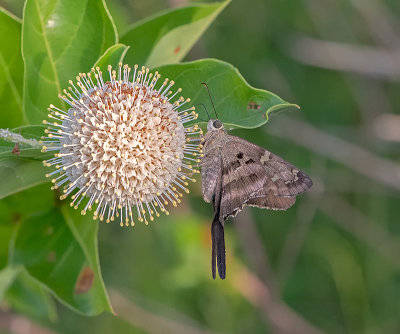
[0,128,41,148]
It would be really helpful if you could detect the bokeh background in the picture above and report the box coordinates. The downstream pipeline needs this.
[1,0,400,333]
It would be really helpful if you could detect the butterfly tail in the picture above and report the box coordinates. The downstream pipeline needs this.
[211,216,226,279]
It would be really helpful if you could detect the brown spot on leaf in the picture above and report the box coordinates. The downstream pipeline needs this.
[247,101,261,110]
[174,46,181,54]
[47,251,56,262]
[74,267,94,294]
[11,213,21,225]
[12,143,20,155]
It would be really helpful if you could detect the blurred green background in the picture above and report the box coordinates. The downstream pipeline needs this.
[1,0,400,333]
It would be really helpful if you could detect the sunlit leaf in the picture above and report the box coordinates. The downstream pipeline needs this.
[22,0,118,124]
[94,43,130,73]
[0,266,20,300]
[0,8,25,128]
[121,1,229,68]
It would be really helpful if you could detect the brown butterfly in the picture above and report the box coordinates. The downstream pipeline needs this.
[200,86,313,279]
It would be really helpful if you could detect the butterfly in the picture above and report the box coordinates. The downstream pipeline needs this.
[200,85,313,279]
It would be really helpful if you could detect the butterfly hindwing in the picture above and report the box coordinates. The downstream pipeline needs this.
[247,191,296,210]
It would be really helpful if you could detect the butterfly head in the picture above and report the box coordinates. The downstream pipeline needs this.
[207,119,224,132]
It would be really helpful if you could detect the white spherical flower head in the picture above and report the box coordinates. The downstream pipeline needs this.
[42,63,202,226]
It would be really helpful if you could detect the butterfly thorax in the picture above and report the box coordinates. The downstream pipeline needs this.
[203,129,228,154]
[203,119,228,154]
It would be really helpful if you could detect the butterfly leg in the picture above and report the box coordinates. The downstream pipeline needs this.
[211,215,226,279]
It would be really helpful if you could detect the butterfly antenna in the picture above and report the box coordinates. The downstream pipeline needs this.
[194,103,211,121]
[201,82,219,119]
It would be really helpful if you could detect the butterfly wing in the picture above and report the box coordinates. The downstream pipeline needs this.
[201,130,312,280]
[201,154,222,203]
[246,192,296,210]
[219,135,312,220]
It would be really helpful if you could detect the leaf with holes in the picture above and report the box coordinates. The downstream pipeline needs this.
[155,59,298,129]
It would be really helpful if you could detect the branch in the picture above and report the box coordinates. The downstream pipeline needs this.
[232,266,326,334]
[0,129,40,148]
[286,35,400,80]
[319,194,400,269]
[234,209,278,295]
[0,311,56,334]
[109,290,220,334]
[349,0,400,48]
[267,116,400,192]
[277,161,325,287]
[372,113,400,142]
[234,210,327,334]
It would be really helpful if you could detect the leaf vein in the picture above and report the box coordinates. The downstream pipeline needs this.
[33,0,62,97]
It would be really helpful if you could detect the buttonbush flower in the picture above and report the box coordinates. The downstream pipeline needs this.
[42,63,202,226]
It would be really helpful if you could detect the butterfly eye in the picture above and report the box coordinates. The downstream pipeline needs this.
[213,120,223,129]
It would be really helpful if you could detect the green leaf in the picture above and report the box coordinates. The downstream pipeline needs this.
[0,186,56,320]
[10,206,113,315]
[0,184,56,319]
[0,183,53,222]
[0,158,48,200]
[0,266,20,300]
[154,59,298,129]
[121,1,229,68]
[22,0,118,124]
[0,8,25,128]
[93,43,130,73]
[5,269,57,321]
[0,200,18,269]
